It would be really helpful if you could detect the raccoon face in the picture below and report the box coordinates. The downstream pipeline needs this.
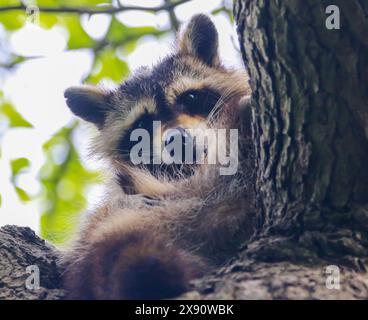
[65,14,249,183]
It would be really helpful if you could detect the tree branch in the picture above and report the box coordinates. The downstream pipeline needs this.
[2,224,367,300]
[165,0,180,31]
[0,225,64,300]
[0,0,191,15]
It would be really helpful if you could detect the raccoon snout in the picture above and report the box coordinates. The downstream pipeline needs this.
[164,127,196,162]
[164,127,190,146]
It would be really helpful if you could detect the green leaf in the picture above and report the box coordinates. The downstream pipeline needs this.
[0,11,26,30]
[0,102,33,128]
[1,0,21,4]
[87,48,129,84]
[10,157,30,178]
[39,13,58,29]
[59,16,95,49]
[2,55,27,69]
[15,187,31,202]
[107,17,164,46]
[34,0,58,5]
[10,157,32,203]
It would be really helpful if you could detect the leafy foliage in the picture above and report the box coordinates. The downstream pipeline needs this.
[0,94,33,207]
[61,15,95,49]
[39,122,99,244]
[10,157,32,202]
[0,102,33,129]
[87,47,129,84]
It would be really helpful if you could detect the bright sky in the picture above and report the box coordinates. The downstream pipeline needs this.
[0,0,241,234]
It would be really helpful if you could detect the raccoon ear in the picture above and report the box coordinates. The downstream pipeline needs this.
[64,86,110,128]
[178,14,219,66]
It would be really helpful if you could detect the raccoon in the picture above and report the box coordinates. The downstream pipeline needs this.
[62,14,256,300]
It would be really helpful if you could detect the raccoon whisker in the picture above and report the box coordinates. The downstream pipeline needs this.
[207,90,236,126]
[207,88,236,121]
[210,90,241,123]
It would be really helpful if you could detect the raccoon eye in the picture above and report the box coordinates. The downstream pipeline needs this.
[181,91,200,111]
[180,89,220,116]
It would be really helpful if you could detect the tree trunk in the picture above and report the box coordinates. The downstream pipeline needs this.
[1,0,368,300]
[234,0,368,265]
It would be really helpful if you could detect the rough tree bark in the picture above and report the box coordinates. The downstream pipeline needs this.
[0,225,64,299]
[236,0,368,265]
[1,0,368,299]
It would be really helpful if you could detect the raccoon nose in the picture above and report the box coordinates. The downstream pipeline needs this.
[164,127,188,146]
[164,127,195,161]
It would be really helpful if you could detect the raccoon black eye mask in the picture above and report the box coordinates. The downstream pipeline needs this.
[113,87,222,177]
[178,89,221,116]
